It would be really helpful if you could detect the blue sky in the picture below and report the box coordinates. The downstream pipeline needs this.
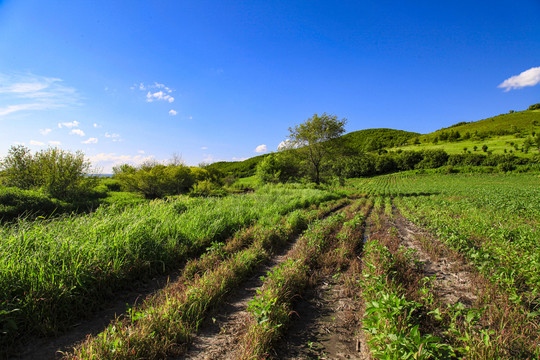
[1,0,539,172]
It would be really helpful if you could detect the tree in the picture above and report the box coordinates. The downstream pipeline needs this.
[286,113,347,184]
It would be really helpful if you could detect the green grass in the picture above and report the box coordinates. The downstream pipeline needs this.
[392,135,539,157]
[0,185,341,353]
[425,109,540,138]
[349,173,540,305]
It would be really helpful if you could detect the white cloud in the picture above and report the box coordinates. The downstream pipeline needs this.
[146,91,174,103]
[48,140,61,145]
[93,123,101,128]
[189,116,193,120]
[82,137,98,144]
[201,146,208,150]
[29,140,45,146]
[104,132,122,142]
[169,109,177,116]
[136,82,176,105]
[255,144,268,153]
[58,120,79,128]
[70,129,85,136]
[498,66,540,91]
[278,140,296,150]
[39,128,52,135]
[232,157,248,161]
[0,73,80,118]
[137,150,145,154]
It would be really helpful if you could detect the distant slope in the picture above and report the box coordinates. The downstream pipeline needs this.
[209,109,540,177]
[340,128,419,153]
[396,109,540,156]
[208,129,419,177]
[206,154,268,178]
[421,109,540,140]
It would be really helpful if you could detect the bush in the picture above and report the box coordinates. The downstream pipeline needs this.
[528,103,540,110]
[256,153,300,184]
[0,146,96,200]
[114,163,196,199]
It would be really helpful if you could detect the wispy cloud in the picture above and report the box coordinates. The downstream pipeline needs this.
[29,140,45,146]
[498,66,540,91]
[93,123,101,128]
[58,120,80,128]
[137,150,145,154]
[82,137,98,144]
[48,140,61,145]
[255,144,268,153]
[201,146,208,150]
[169,109,177,115]
[104,132,122,142]
[39,128,52,135]
[70,129,85,136]
[0,73,80,118]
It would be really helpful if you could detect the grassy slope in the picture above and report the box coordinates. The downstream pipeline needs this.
[392,110,540,156]
[210,110,540,177]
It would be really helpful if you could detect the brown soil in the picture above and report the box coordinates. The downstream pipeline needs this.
[391,211,478,307]
[271,274,365,360]
[175,228,307,360]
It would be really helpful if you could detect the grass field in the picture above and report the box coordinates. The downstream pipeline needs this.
[2,174,538,359]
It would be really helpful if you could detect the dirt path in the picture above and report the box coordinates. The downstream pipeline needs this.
[175,242,296,360]
[176,205,353,360]
[391,209,478,307]
[271,274,364,360]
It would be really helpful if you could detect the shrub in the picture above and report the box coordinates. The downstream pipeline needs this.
[0,146,96,200]
[528,103,540,110]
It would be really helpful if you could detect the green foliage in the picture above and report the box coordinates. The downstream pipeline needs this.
[528,103,540,110]
[114,162,196,198]
[256,152,300,184]
[0,146,95,200]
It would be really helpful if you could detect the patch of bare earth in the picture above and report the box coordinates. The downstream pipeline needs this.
[391,210,478,307]
[270,273,364,360]
[176,232,307,360]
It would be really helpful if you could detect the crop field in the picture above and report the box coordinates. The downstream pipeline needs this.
[1,175,538,359]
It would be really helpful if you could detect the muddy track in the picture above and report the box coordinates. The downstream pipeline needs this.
[271,274,363,360]
[175,204,352,360]
[269,203,374,360]
[391,206,478,307]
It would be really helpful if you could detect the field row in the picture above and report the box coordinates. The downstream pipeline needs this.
[0,185,343,356]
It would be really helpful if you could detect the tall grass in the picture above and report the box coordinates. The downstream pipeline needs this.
[0,185,340,350]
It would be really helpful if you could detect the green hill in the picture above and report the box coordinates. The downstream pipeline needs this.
[209,108,540,177]
[395,109,540,156]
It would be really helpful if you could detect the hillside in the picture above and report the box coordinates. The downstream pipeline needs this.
[395,109,540,156]
[208,109,540,178]
[208,128,419,177]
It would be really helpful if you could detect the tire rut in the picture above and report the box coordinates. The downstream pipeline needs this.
[391,208,478,307]
[175,205,351,360]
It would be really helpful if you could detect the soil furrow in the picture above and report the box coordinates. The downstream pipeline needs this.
[176,205,351,360]
[176,243,295,360]
[391,209,478,307]
[271,274,363,360]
